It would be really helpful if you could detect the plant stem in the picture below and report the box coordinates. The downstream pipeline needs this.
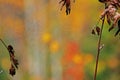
[0,38,8,49]
[94,17,105,80]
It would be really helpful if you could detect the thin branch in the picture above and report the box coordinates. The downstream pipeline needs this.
[0,38,8,49]
[94,17,105,80]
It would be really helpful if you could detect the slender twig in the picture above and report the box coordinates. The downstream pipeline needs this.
[0,38,8,49]
[94,17,105,80]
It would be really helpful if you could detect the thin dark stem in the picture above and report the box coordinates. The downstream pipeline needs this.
[0,38,8,49]
[94,17,105,80]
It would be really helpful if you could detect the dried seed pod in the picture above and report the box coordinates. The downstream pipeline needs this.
[0,39,18,76]
[107,14,111,25]
[9,65,16,76]
[109,24,114,32]
[13,59,19,69]
[59,0,72,15]
[96,26,101,35]
[91,29,96,35]
[8,45,14,56]
[115,20,120,36]
[7,45,19,76]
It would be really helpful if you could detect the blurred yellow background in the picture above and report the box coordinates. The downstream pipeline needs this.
[0,0,120,80]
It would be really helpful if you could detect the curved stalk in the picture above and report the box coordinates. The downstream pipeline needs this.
[94,17,105,80]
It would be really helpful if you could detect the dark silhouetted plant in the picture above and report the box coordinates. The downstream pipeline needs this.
[0,39,19,76]
[92,0,120,80]
[59,0,75,15]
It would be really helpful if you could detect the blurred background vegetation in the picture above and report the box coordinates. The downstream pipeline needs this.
[0,0,120,80]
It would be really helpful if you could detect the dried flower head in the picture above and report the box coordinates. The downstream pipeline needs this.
[0,39,19,76]
[100,0,120,36]
[96,26,101,36]
[91,26,101,36]
[8,45,14,56]
[59,0,75,15]
[7,45,19,76]
[59,0,71,15]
